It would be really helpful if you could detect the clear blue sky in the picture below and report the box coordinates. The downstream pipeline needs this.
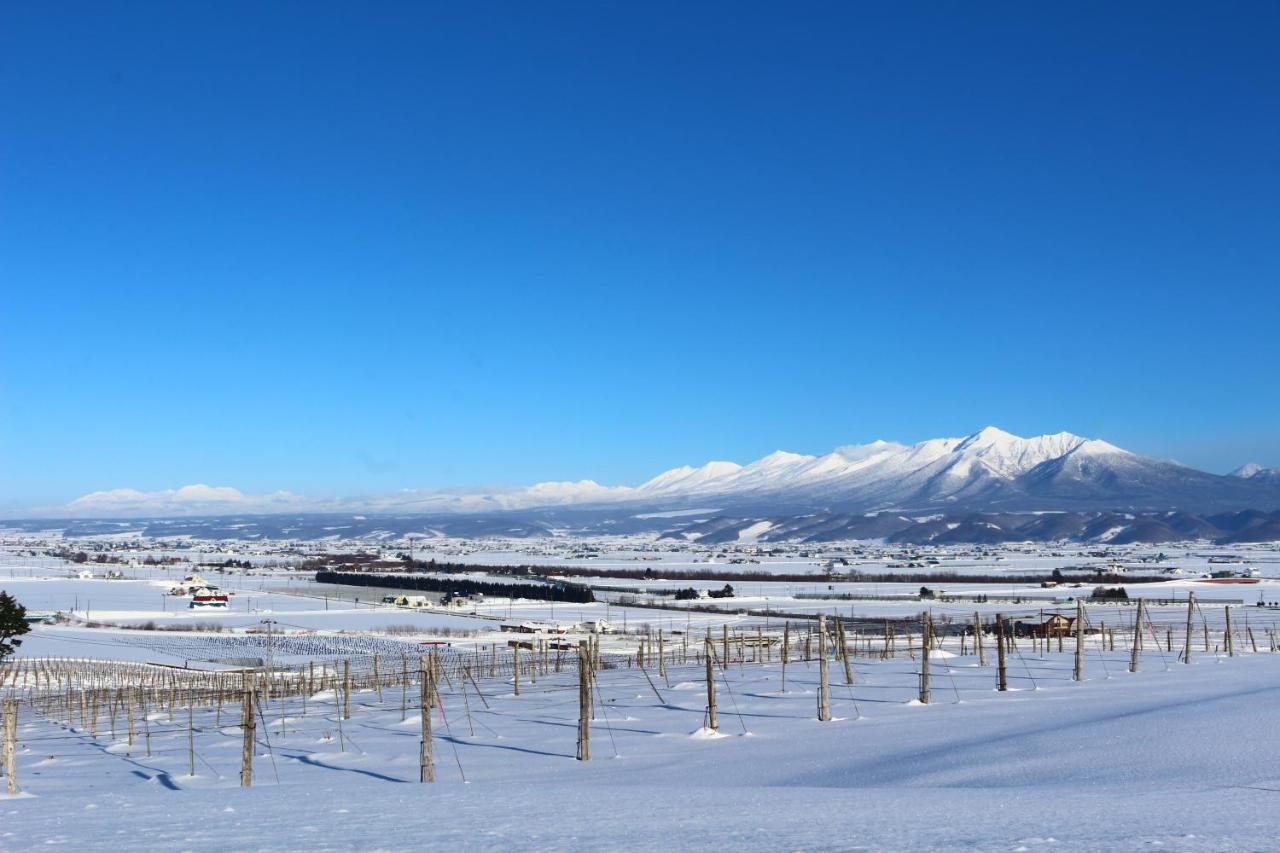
[2,2,1277,511]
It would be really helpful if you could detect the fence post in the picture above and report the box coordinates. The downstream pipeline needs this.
[3,699,17,795]
[996,614,1008,692]
[513,644,522,696]
[780,621,789,693]
[577,640,591,760]
[187,701,195,778]
[919,613,931,704]
[419,654,434,782]
[1225,606,1234,657]
[1074,599,1085,682]
[817,614,831,721]
[240,672,255,788]
[840,621,854,685]
[1183,592,1195,664]
[1129,598,1145,673]
[342,659,351,720]
[704,636,718,731]
[975,611,986,666]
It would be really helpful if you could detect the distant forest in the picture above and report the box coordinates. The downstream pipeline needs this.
[314,570,595,604]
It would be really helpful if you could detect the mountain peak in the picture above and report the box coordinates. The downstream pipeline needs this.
[964,426,1021,445]
[1232,463,1265,478]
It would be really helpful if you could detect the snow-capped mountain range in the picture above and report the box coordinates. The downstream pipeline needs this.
[44,426,1280,519]
[371,425,1275,516]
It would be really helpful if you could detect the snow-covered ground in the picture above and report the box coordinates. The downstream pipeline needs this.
[5,536,1280,849]
[4,642,1280,849]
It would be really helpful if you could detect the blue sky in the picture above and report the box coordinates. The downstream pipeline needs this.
[1,2,1278,511]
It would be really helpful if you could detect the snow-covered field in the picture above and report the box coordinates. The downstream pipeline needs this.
[5,536,1280,849]
[4,642,1280,850]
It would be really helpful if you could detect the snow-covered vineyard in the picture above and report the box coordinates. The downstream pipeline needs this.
[4,535,1280,849]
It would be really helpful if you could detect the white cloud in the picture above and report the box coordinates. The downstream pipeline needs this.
[44,479,639,518]
[58,484,320,517]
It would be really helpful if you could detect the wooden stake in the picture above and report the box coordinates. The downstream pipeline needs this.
[187,701,195,778]
[919,613,931,704]
[513,645,521,696]
[840,621,854,685]
[342,659,351,720]
[1129,598,1145,673]
[419,655,434,782]
[1182,591,1192,666]
[1074,599,1084,682]
[240,672,255,788]
[577,640,591,760]
[996,614,1008,692]
[3,699,17,795]
[975,612,985,666]
[817,614,831,721]
[781,621,789,693]
[704,636,718,731]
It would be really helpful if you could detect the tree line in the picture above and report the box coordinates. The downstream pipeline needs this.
[313,570,596,604]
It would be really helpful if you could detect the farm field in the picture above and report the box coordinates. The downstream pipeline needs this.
[5,537,1280,850]
[3,635,1280,850]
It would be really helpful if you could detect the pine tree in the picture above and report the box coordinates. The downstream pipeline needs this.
[0,591,31,661]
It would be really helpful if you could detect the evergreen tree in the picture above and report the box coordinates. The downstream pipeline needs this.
[0,591,31,662]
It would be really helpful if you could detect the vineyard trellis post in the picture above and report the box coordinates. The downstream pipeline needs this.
[3,699,17,795]
[996,614,1008,692]
[817,614,831,721]
[577,640,591,761]
[240,671,255,787]
[1074,598,1084,682]
[704,635,718,731]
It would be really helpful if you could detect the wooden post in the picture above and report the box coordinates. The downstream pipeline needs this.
[996,614,1008,692]
[817,614,831,721]
[919,613,931,704]
[577,640,591,760]
[1074,599,1085,682]
[1182,591,1192,666]
[1225,606,1234,657]
[975,612,986,666]
[722,625,729,671]
[840,621,854,685]
[187,701,195,778]
[1129,598,1145,673]
[513,644,521,696]
[240,672,255,787]
[342,659,351,720]
[140,687,152,757]
[704,636,718,731]
[126,688,136,747]
[3,699,17,795]
[781,621,790,693]
[419,654,434,782]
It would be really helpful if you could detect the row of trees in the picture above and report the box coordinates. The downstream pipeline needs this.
[314,570,596,604]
